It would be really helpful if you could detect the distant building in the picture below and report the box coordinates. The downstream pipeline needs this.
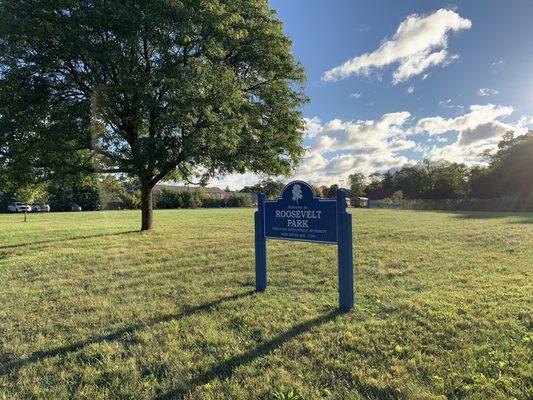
[354,197,368,208]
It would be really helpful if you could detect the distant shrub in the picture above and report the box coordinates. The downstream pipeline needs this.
[122,191,141,209]
[377,197,393,207]
[226,194,252,207]
[181,191,202,209]
[202,197,226,208]
[156,191,252,209]
[392,190,404,201]
[155,188,182,209]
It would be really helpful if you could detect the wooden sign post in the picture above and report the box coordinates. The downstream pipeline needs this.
[254,181,354,312]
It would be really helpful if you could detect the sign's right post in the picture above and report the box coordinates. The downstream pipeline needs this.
[255,193,267,292]
[336,188,354,312]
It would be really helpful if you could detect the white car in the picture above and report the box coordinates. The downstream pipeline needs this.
[32,203,50,212]
[8,202,32,213]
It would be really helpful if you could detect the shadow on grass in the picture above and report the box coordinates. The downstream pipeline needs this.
[0,230,139,250]
[154,309,342,400]
[0,290,254,376]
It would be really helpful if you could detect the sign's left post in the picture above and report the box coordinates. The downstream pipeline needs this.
[255,193,267,292]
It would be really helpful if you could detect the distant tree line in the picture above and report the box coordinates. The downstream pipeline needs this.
[240,178,325,199]
[348,131,532,208]
[237,132,531,210]
[348,160,470,201]
[2,132,530,211]
[0,175,255,211]
[0,174,140,211]
[157,131,533,209]
[154,188,251,209]
[241,179,286,199]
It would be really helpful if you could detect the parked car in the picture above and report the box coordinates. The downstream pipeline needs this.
[64,203,82,212]
[83,203,101,211]
[8,202,31,213]
[32,203,50,212]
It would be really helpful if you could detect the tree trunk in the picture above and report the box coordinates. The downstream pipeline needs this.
[141,183,153,231]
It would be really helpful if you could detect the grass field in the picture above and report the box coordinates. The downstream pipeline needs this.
[0,209,531,400]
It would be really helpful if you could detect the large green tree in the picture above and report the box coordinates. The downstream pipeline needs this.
[470,131,533,199]
[240,178,285,199]
[0,0,306,229]
[348,172,365,198]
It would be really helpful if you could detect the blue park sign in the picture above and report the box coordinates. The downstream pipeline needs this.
[254,181,354,312]
[264,181,337,244]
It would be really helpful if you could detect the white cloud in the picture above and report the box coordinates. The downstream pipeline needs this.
[323,154,359,175]
[407,85,415,94]
[318,112,412,152]
[322,9,471,84]
[477,88,499,97]
[417,104,531,165]
[517,115,533,127]
[426,143,487,165]
[292,112,414,185]
[311,135,337,153]
[387,139,416,151]
[304,151,410,185]
[394,50,453,84]
[458,121,509,146]
[305,112,410,152]
[416,104,514,136]
[422,73,430,80]
[490,60,504,74]
[214,107,533,189]
[438,99,453,108]
[325,118,346,131]
[303,117,325,138]
[438,99,464,110]
[212,173,261,191]
[297,152,328,175]
[349,92,362,99]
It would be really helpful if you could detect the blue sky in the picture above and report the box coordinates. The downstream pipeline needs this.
[215,0,533,189]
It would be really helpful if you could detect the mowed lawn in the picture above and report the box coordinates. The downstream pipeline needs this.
[0,209,531,400]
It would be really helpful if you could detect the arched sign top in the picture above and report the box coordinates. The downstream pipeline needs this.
[278,180,317,202]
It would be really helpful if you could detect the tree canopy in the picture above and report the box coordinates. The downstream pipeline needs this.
[0,0,306,229]
[470,131,533,199]
[240,178,285,199]
[348,172,365,198]
[345,131,532,203]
